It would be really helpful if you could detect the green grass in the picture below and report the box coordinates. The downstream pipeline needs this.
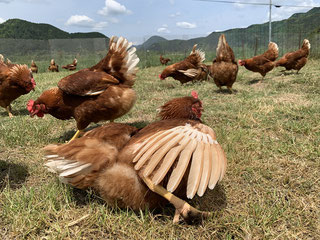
[1,59,320,239]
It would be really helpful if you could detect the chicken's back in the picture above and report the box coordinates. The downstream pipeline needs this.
[210,61,238,88]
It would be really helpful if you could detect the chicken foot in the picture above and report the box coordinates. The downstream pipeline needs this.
[6,105,13,118]
[142,177,211,224]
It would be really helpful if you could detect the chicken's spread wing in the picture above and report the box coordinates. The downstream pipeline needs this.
[133,123,227,199]
[58,70,119,96]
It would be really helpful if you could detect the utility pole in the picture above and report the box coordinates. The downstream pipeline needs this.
[269,0,272,42]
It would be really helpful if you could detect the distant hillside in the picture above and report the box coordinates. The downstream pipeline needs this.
[0,19,107,39]
[138,35,168,49]
[140,7,320,58]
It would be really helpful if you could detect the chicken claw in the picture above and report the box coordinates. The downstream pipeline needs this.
[142,177,211,224]
[173,202,211,224]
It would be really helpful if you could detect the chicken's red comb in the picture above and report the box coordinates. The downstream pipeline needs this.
[191,91,198,99]
[27,99,35,112]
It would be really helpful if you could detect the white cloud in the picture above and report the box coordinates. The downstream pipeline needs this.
[157,27,170,33]
[169,0,175,5]
[98,0,132,16]
[170,11,181,18]
[0,17,5,24]
[65,15,108,30]
[176,21,197,29]
[66,15,94,27]
[0,0,13,3]
[93,21,108,30]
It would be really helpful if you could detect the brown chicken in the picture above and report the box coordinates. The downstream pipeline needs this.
[276,39,310,73]
[238,42,279,81]
[44,91,227,223]
[48,59,59,72]
[159,44,209,84]
[62,58,77,71]
[27,36,139,141]
[208,34,238,92]
[160,55,171,65]
[30,60,38,73]
[0,57,36,117]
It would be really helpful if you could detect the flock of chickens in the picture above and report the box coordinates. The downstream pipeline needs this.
[0,34,311,223]
[30,57,78,73]
[159,34,310,93]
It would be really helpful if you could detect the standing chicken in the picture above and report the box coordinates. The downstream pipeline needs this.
[276,39,310,73]
[48,59,59,72]
[0,57,36,117]
[44,91,227,223]
[30,60,38,73]
[208,34,238,92]
[62,58,77,71]
[238,42,279,81]
[159,44,208,84]
[27,36,139,141]
[160,55,171,65]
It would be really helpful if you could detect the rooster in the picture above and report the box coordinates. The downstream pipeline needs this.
[276,39,310,74]
[159,44,208,84]
[30,60,38,73]
[0,57,36,117]
[44,91,227,223]
[238,42,279,81]
[48,59,59,72]
[62,58,77,71]
[208,34,238,92]
[160,55,171,65]
[27,36,139,141]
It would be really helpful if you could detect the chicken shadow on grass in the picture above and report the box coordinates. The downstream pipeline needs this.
[214,89,238,94]
[0,108,30,117]
[68,184,227,225]
[0,160,29,191]
[247,79,263,85]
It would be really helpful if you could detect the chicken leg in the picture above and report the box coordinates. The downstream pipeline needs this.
[6,105,13,118]
[69,130,84,142]
[142,177,211,223]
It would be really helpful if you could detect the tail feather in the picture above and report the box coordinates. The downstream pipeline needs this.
[263,42,279,61]
[91,36,140,86]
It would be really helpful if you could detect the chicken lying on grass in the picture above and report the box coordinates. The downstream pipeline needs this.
[159,44,209,84]
[62,58,77,71]
[27,36,139,141]
[0,54,36,117]
[44,91,227,224]
[238,42,279,82]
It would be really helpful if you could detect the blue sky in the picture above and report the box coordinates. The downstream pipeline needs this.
[0,0,319,44]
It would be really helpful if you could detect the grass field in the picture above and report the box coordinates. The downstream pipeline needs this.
[0,59,319,239]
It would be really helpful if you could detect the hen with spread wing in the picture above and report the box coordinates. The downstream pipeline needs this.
[27,36,139,141]
[44,92,227,223]
[159,45,209,84]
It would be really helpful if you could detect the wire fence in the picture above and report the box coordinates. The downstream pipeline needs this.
[0,29,319,70]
